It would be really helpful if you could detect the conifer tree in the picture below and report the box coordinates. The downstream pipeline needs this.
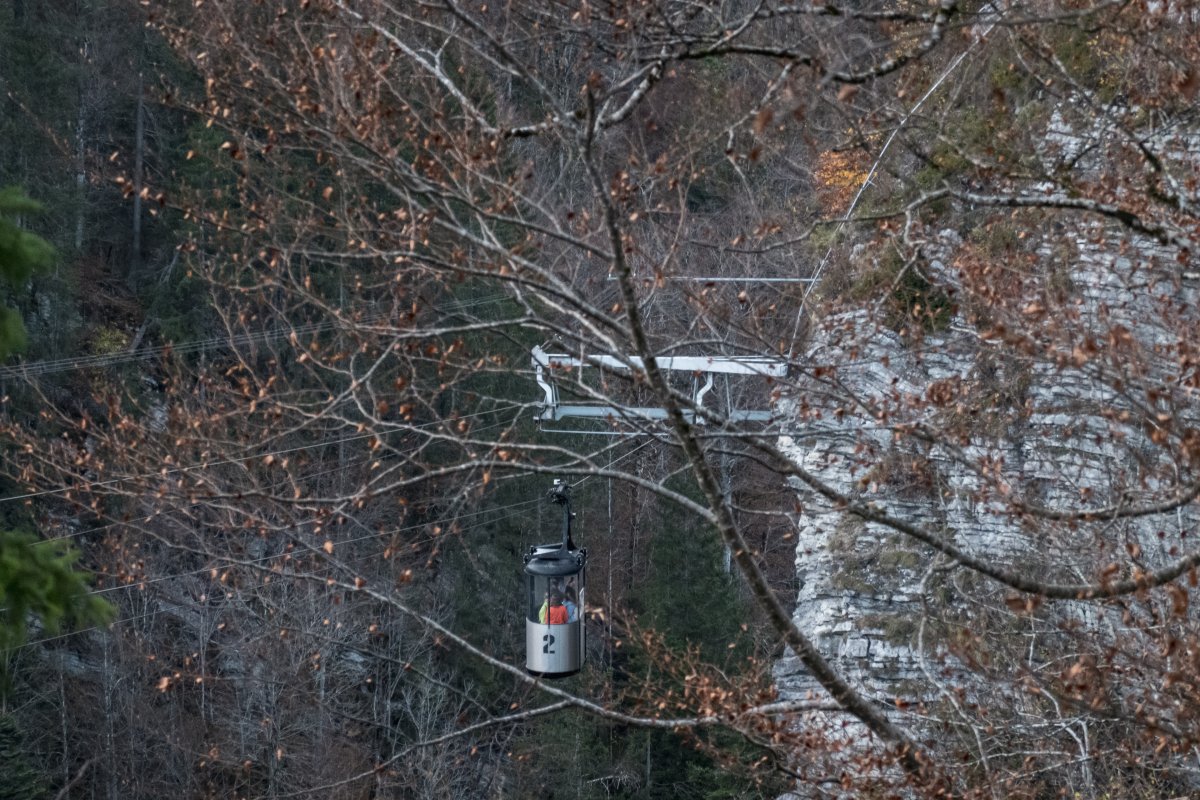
[0,531,112,653]
[0,187,54,359]
[0,714,46,800]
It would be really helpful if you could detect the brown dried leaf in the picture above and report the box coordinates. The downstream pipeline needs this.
[752,107,774,134]
[1167,583,1188,617]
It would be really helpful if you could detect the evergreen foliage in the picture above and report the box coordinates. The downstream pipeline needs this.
[632,498,748,662]
[0,530,113,653]
[0,714,47,800]
[0,188,55,359]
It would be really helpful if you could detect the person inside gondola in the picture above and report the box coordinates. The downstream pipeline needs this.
[538,579,563,623]
[546,589,568,624]
[563,586,579,623]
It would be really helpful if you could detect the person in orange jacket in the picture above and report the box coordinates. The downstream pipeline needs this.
[545,589,568,624]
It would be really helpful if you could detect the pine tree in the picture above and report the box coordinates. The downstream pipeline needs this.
[0,187,54,359]
[0,714,47,800]
[0,530,113,653]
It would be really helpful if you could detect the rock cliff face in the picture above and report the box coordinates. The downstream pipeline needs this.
[773,100,1200,786]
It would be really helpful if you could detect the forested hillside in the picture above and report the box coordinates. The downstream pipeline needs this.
[1,1,1199,798]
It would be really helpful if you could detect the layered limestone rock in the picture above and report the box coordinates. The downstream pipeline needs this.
[774,102,1200,790]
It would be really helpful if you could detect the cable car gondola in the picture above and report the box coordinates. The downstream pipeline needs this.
[524,480,587,678]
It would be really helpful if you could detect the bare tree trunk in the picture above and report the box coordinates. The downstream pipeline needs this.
[59,668,70,788]
[720,449,732,575]
[74,39,88,253]
[130,70,145,283]
[7,2,23,197]
[103,639,117,800]
[643,731,651,790]
[198,604,208,723]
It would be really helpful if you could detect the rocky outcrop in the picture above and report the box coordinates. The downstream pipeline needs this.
[774,103,1200,792]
